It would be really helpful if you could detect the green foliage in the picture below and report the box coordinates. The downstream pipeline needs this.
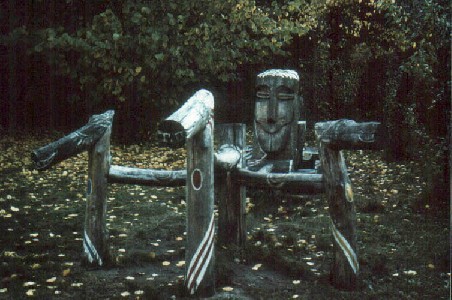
[21,0,323,110]
[7,0,449,148]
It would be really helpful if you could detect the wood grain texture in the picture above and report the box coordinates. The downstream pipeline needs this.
[108,165,186,186]
[315,119,385,150]
[215,124,247,247]
[32,110,115,170]
[83,120,113,267]
[236,169,324,194]
[158,89,214,147]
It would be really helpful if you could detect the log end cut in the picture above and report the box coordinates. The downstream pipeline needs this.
[157,120,186,147]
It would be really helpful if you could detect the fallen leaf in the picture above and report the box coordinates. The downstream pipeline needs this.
[46,277,57,283]
[176,261,185,267]
[403,270,417,276]
[23,282,36,287]
[162,261,171,266]
[252,264,262,271]
[62,269,71,277]
[222,286,234,292]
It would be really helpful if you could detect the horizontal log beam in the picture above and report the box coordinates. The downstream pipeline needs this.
[108,165,186,187]
[214,144,241,171]
[236,168,324,194]
[158,89,214,147]
[315,120,385,150]
[32,110,115,170]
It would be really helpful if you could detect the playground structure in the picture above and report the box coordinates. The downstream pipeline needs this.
[31,69,384,297]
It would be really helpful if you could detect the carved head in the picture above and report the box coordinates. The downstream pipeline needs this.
[254,69,300,155]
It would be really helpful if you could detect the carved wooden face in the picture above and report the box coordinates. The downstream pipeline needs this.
[254,70,299,154]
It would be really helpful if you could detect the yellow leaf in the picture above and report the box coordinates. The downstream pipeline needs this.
[62,269,71,277]
[176,261,185,267]
[135,66,142,74]
[162,261,171,266]
[222,286,234,292]
[46,277,57,283]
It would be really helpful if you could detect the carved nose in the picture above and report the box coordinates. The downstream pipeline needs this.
[267,118,276,124]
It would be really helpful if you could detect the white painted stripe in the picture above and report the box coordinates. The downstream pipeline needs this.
[83,239,94,263]
[186,213,214,277]
[186,213,215,293]
[83,231,103,266]
[186,230,214,294]
[331,222,358,274]
[186,214,215,290]
[190,242,214,295]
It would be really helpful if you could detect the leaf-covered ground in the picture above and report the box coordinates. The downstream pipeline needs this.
[0,134,449,299]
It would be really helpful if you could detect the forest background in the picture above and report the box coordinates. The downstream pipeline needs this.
[1,0,450,207]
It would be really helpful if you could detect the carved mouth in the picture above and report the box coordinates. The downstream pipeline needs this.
[255,121,290,134]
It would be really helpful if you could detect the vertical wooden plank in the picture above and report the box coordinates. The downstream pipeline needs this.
[318,142,358,290]
[216,123,247,247]
[185,122,215,297]
[296,121,307,169]
[83,123,112,266]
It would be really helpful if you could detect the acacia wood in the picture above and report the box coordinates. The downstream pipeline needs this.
[32,110,115,170]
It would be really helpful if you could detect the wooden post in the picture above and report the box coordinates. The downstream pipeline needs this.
[83,113,114,267]
[158,89,215,297]
[216,124,247,247]
[318,144,358,289]
[32,111,115,267]
[315,119,383,290]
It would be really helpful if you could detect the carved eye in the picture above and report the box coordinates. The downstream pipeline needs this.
[277,86,294,101]
[256,86,270,100]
